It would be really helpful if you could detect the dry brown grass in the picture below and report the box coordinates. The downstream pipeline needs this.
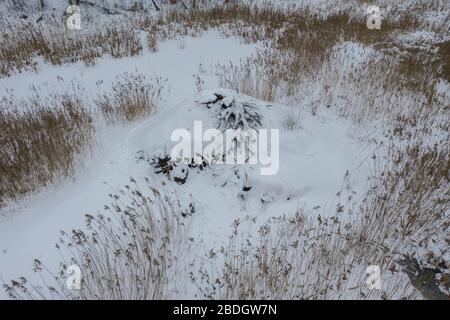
[0,20,142,76]
[0,93,94,203]
[97,72,166,125]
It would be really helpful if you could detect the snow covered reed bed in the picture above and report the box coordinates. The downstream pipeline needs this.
[4,178,192,299]
[1,1,448,299]
[0,71,166,204]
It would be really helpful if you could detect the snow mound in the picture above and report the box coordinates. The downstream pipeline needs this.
[130,89,371,245]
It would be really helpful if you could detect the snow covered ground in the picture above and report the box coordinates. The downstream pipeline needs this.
[0,0,448,300]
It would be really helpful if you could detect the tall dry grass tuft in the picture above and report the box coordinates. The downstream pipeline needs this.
[282,107,301,130]
[0,23,39,76]
[0,93,94,203]
[97,72,166,124]
[0,20,142,76]
[3,178,192,299]
[356,141,449,260]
